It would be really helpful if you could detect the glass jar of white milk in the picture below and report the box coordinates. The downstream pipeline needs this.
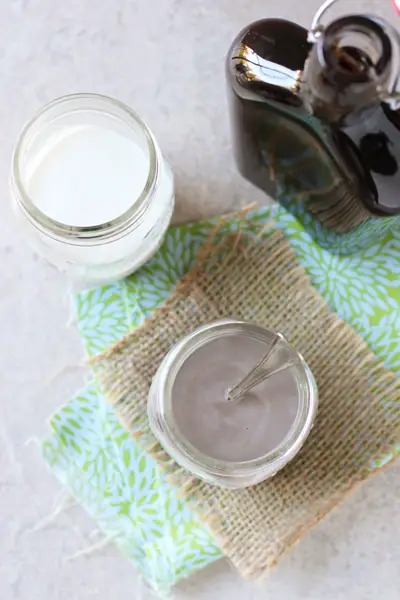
[10,94,174,285]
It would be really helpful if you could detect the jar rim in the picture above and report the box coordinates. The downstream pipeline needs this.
[11,93,160,245]
[148,319,319,486]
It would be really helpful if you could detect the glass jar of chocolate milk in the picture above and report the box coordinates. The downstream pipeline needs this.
[148,320,318,489]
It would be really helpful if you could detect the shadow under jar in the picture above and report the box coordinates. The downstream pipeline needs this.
[148,319,318,489]
[11,94,174,286]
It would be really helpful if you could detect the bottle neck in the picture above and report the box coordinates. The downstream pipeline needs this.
[302,16,395,126]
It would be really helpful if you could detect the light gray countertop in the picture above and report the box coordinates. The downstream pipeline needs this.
[1,1,399,599]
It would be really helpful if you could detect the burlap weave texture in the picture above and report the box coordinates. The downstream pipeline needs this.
[92,221,400,579]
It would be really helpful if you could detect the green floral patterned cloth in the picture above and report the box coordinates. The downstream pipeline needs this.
[41,204,400,593]
[41,383,221,593]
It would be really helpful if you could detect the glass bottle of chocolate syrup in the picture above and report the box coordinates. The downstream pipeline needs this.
[226,1,400,252]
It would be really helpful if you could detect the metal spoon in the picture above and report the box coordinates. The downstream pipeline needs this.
[226,336,300,403]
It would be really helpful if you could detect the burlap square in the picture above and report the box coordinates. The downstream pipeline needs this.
[91,218,400,579]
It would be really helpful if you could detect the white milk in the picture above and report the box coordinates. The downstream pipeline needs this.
[28,125,150,227]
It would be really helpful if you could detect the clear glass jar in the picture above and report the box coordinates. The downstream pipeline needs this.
[148,319,319,489]
[10,94,174,286]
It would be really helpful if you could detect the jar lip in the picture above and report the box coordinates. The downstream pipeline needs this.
[149,319,319,482]
[11,93,160,245]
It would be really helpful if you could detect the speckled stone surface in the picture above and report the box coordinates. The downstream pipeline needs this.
[0,1,399,599]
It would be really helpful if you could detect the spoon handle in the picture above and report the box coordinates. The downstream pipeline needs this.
[226,337,299,403]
